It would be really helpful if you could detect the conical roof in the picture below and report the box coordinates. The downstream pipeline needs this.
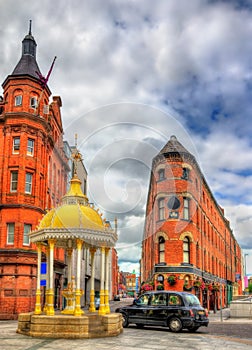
[159,135,191,155]
[11,21,41,79]
[12,52,41,79]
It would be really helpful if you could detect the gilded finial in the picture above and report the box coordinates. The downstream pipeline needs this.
[72,134,82,176]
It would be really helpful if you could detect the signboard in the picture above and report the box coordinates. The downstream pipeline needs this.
[40,262,47,286]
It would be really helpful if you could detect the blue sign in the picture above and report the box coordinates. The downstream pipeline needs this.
[41,262,47,274]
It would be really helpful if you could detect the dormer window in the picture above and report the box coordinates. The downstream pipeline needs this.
[30,97,38,109]
[15,95,22,106]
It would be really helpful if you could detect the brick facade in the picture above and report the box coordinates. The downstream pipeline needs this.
[141,135,242,311]
[0,26,68,319]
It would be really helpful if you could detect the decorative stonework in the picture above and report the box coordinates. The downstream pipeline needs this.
[17,312,123,338]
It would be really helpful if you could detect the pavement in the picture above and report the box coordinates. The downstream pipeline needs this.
[1,303,252,350]
[207,307,252,323]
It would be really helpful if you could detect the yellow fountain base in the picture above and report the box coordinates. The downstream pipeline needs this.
[16,312,123,339]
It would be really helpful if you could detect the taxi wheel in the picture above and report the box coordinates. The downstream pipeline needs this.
[168,317,183,332]
[121,313,129,328]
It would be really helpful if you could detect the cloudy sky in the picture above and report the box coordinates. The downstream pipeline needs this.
[1,0,252,275]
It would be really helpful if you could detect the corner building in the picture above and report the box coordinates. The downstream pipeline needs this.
[141,135,242,311]
[0,25,69,319]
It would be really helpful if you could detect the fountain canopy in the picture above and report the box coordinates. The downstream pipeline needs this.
[31,174,117,249]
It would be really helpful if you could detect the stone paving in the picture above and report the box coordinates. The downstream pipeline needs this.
[1,314,252,350]
[1,305,252,350]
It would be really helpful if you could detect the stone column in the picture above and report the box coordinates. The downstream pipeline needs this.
[98,246,106,315]
[67,247,73,286]
[61,247,75,314]
[46,239,55,316]
[34,243,42,314]
[104,247,110,314]
[74,238,84,316]
[89,247,96,312]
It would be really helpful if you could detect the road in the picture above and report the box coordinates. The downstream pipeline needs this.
[1,300,252,350]
[1,319,252,350]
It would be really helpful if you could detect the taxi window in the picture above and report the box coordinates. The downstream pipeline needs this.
[138,294,149,305]
[168,294,182,306]
[150,293,167,306]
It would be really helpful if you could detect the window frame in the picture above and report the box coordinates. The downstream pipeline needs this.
[23,224,31,245]
[13,137,20,154]
[27,138,34,156]
[182,167,190,180]
[158,198,165,221]
[158,236,165,263]
[30,97,38,109]
[14,95,22,106]
[10,170,18,192]
[25,172,33,194]
[183,197,190,220]
[183,236,190,263]
[158,168,165,181]
[7,223,15,244]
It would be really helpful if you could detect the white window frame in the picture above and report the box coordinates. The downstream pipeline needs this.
[158,198,165,221]
[183,237,190,263]
[23,224,31,245]
[7,223,15,244]
[158,236,165,263]
[25,172,33,194]
[30,97,38,109]
[10,171,18,192]
[158,169,165,181]
[13,137,20,154]
[15,95,22,106]
[183,198,190,220]
[27,138,34,156]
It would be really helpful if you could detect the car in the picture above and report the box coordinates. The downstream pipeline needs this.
[115,291,209,333]
[95,296,100,310]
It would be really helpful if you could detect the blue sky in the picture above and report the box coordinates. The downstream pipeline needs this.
[0,0,252,275]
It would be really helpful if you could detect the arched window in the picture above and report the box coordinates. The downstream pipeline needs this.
[158,169,165,181]
[158,236,165,263]
[183,236,190,263]
[182,167,190,180]
[158,198,165,221]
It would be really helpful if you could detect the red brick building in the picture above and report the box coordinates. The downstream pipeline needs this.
[141,135,242,311]
[0,24,69,319]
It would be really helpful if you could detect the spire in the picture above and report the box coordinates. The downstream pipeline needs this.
[158,135,191,155]
[22,20,36,57]
[29,19,32,35]
[11,21,41,79]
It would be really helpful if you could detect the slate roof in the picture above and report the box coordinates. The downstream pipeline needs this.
[159,135,191,155]
[12,53,41,79]
[11,24,42,80]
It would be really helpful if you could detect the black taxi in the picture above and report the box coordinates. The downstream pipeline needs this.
[115,291,209,332]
